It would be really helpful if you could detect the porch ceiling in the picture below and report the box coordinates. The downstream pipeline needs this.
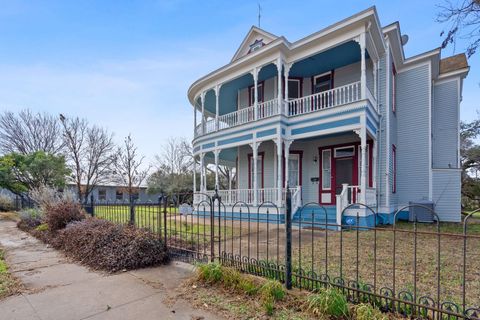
[203,147,238,166]
[289,40,366,77]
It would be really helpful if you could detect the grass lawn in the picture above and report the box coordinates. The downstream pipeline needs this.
[293,220,480,310]
[0,248,21,300]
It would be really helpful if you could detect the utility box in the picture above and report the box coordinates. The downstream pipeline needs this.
[409,200,435,223]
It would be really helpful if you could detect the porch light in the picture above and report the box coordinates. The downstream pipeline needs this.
[313,155,318,163]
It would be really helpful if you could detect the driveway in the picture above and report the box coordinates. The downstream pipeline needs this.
[0,218,223,320]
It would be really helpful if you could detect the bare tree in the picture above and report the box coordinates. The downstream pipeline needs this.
[113,134,150,204]
[156,137,193,174]
[437,0,480,57]
[0,110,64,155]
[60,115,116,204]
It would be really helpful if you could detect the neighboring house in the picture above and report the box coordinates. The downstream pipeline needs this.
[66,183,161,203]
[188,7,469,225]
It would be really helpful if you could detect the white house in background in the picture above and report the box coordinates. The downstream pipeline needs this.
[188,7,469,226]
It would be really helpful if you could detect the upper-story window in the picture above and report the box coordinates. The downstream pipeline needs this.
[392,63,397,113]
[249,39,264,53]
[313,72,333,94]
[249,83,264,106]
[288,79,301,100]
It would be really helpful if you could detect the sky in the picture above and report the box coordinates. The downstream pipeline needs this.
[0,0,478,166]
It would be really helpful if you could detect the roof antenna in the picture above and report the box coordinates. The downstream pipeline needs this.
[257,2,262,28]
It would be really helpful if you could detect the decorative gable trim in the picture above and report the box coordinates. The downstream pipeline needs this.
[231,26,278,62]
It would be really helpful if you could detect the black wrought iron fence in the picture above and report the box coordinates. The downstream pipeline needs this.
[89,190,480,320]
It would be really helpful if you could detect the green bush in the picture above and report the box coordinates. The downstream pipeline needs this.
[35,223,49,232]
[197,263,224,284]
[0,195,14,212]
[259,280,285,315]
[354,303,387,320]
[307,287,349,318]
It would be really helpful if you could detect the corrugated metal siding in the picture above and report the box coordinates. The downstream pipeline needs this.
[396,64,431,204]
[433,80,459,168]
[433,169,461,222]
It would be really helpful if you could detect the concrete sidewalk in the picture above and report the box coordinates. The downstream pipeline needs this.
[0,219,223,320]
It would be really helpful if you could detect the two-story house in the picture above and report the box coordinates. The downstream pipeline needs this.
[188,7,469,226]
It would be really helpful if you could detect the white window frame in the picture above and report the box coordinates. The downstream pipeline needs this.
[288,154,301,187]
[334,146,355,158]
[249,83,264,106]
[313,71,333,93]
[322,149,332,190]
[288,79,301,100]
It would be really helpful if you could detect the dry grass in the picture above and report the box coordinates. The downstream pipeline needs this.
[292,221,480,309]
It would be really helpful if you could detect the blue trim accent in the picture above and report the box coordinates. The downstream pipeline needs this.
[193,146,200,152]
[202,142,215,149]
[257,128,276,138]
[366,118,377,134]
[192,210,285,224]
[218,134,253,146]
[291,117,360,135]
[366,104,379,124]
[281,128,286,135]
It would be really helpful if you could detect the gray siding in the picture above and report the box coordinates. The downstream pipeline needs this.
[432,169,461,222]
[396,64,431,204]
[433,80,459,168]
[389,53,398,206]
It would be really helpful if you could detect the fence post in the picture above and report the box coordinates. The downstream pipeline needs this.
[129,195,135,226]
[90,194,95,217]
[210,196,215,263]
[285,186,292,290]
[162,194,168,249]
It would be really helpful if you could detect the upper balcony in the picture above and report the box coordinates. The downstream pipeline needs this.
[189,16,385,141]
[194,80,372,138]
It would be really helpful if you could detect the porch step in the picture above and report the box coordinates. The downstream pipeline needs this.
[292,206,337,228]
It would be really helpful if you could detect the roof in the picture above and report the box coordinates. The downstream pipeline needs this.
[439,53,469,74]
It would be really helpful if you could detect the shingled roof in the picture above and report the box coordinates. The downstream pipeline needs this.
[439,53,468,74]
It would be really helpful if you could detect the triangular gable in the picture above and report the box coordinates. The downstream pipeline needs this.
[231,26,278,62]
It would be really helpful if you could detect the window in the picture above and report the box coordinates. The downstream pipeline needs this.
[358,145,370,187]
[288,79,301,100]
[392,63,397,113]
[116,189,123,201]
[249,83,264,106]
[334,146,355,158]
[98,189,106,201]
[249,39,264,53]
[288,154,300,186]
[248,154,263,188]
[322,150,331,190]
[313,72,333,94]
[392,145,397,193]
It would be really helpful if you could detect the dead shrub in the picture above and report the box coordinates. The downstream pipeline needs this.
[44,200,86,231]
[53,218,168,271]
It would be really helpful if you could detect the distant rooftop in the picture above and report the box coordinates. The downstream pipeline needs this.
[440,53,469,74]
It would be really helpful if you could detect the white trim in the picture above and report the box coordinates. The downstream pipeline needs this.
[428,61,433,201]
[397,61,430,74]
[321,149,332,190]
[334,145,355,158]
[385,38,391,208]
[437,67,470,80]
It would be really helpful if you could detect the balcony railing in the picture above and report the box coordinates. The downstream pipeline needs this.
[194,81,365,138]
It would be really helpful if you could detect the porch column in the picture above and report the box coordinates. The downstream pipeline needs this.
[193,101,197,136]
[284,139,293,188]
[359,32,367,99]
[199,153,205,192]
[275,137,283,207]
[215,84,221,131]
[193,155,197,192]
[283,63,290,114]
[360,125,367,204]
[251,67,259,120]
[214,149,220,189]
[200,91,206,135]
[275,58,283,114]
[250,141,259,206]
[228,167,232,204]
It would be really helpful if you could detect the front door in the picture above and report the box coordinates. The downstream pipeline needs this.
[335,158,353,195]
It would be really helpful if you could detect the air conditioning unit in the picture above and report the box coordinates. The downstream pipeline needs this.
[408,200,435,223]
